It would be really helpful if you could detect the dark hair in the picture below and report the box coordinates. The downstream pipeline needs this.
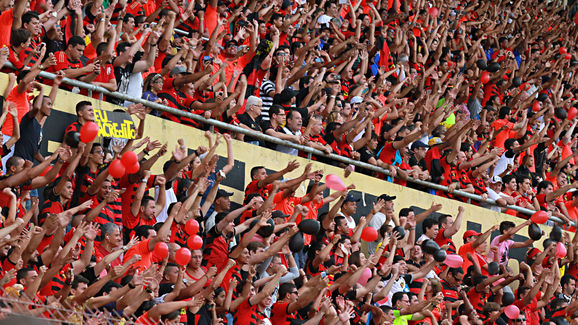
[75,101,92,115]
[141,195,155,207]
[67,35,86,48]
[96,42,108,57]
[517,286,531,299]
[498,106,511,119]
[16,267,34,283]
[537,181,553,194]
[561,275,576,288]
[391,292,407,307]
[250,166,265,179]
[116,42,131,54]
[5,156,23,171]
[278,283,297,300]
[90,142,102,153]
[71,275,90,289]
[334,215,346,232]
[286,110,300,121]
[161,310,181,322]
[499,221,515,234]
[22,11,40,25]
[502,174,516,185]
[122,13,135,23]
[134,225,154,239]
[348,251,362,267]
[269,104,284,117]
[399,208,413,218]
[422,218,438,233]
[448,267,464,278]
[438,214,452,227]
[10,29,31,48]
[504,138,517,151]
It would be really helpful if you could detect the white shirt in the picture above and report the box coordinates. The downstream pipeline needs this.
[481,188,503,213]
[155,186,176,223]
[368,212,395,254]
[276,127,301,156]
[493,152,515,177]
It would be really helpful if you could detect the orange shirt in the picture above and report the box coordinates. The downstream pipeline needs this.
[273,192,302,217]
[565,201,577,222]
[0,9,14,47]
[2,87,29,136]
[458,241,475,273]
[490,119,515,149]
[124,239,154,270]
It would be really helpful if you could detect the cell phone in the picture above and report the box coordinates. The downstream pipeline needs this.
[339,0,347,4]
[238,20,248,27]
[143,23,149,28]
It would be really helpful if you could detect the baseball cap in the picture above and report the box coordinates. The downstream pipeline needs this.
[490,176,503,184]
[170,66,187,77]
[463,230,481,240]
[274,88,299,104]
[411,140,429,150]
[378,194,397,201]
[215,189,233,200]
[350,96,363,104]
[344,193,360,203]
[272,210,289,219]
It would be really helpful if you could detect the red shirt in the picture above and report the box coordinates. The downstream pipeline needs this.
[270,301,296,325]
[233,298,262,325]
[94,242,122,268]
[124,239,154,270]
[244,180,273,201]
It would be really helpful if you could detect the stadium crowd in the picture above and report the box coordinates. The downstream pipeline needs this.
[0,0,578,323]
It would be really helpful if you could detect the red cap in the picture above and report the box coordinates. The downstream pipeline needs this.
[462,230,481,240]
[527,247,541,260]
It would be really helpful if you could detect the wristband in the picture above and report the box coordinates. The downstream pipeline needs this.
[193,149,199,156]
[143,149,150,156]
[128,282,136,289]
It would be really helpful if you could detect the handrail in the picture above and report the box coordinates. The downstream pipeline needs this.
[5,63,573,226]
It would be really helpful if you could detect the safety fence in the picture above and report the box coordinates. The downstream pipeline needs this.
[0,295,160,325]
[2,63,573,227]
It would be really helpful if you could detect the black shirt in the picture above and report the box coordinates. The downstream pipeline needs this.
[238,113,262,144]
[13,113,41,162]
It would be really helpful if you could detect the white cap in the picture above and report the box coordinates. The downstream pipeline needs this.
[490,176,503,184]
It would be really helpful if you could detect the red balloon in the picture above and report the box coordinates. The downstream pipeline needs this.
[361,227,378,242]
[428,7,439,17]
[185,219,200,235]
[568,107,577,120]
[559,47,567,55]
[532,101,541,111]
[187,235,203,250]
[126,161,140,174]
[79,121,99,143]
[480,71,490,84]
[108,159,126,178]
[175,248,192,266]
[565,53,572,60]
[154,242,169,260]
[530,211,549,224]
[121,151,139,167]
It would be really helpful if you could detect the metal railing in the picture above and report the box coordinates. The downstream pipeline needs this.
[4,63,573,226]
